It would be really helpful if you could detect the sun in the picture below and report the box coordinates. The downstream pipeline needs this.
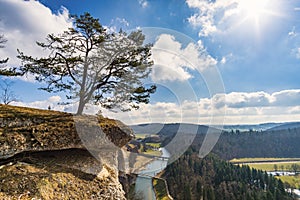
[239,0,270,22]
[231,0,282,36]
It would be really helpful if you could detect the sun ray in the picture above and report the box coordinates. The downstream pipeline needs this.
[227,0,284,38]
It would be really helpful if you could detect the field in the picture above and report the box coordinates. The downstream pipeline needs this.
[146,143,161,148]
[231,158,300,189]
[143,149,162,156]
[245,162,300,172]
[230,157,300,163]
[277,175,300,189]
[134,133,148,139]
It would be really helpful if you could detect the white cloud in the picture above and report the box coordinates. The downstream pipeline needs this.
[104,89,300,125]
[186,0,281,37]
[138,0,148,8]
[222,91,273,108]
[207,90,300,109]
[104,17,130,33]
[288,26,297,37]
[151,34,217,82]
[11,89,300,125]
[272,89,300,106]
[12,95,62,110]
[220,57,226,64]
[0,0,72,66]
[186,0,239,36]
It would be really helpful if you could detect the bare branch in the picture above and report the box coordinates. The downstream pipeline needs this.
[0,80,18,105]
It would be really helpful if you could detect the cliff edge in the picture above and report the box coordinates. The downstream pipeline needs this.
[0,104,133,199]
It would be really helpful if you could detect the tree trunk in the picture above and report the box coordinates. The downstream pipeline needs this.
[76,97,85,115]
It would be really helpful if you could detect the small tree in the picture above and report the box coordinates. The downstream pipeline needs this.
[280,165,284,172]
[0,80,18,105]
[290,164,299,174]
[9,13,155,114]
[273,164,278,172]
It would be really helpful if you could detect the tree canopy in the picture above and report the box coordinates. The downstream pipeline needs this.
[11,13,155,114]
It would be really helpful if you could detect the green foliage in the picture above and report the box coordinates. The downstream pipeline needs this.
[162,150,296,200]
[9,12,155,114]
[152,178,171,200]
[157,124,300,160]
[177,127,300,160]
[278,175,300,189]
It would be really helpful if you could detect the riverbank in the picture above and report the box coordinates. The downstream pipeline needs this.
[135,148,170,200]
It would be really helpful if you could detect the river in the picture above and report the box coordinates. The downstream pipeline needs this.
[135,148,170,200]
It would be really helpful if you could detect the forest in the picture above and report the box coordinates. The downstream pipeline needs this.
[153,123,300,160]
[162,149,297,200]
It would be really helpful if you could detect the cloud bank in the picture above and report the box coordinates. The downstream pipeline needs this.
[12,89,300,125]
[0,0,72,66]
[151,34,217,82]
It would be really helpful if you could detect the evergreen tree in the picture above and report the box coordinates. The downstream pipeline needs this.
[3,13,156,114]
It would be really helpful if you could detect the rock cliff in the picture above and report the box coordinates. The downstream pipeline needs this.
[0,104,133,199]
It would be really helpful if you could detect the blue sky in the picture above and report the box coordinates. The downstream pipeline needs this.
[0,0,300,125]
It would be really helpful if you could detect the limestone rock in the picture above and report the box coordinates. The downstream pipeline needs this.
[0,104,134,200]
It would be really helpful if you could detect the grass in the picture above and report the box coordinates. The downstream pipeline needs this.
[146,143,161,148]
[134,133,148,139]
[152,178,172,200]
[276,175,300,189]
[233,157,300,189]
[245,162,300,172]
[143,149,162,157]
[230,157,300,163]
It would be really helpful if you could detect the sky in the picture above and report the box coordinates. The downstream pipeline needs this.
[0,0,300,125]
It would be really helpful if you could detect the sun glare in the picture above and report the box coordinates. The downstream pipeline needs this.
[232,0,282,36]
[239,0,270,21]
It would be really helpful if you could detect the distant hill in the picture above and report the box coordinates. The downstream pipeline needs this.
[267,122,300,131]
[131,122,300,160]
[221,122,283,132]
[130,122,294,134]
[130,123,219,136]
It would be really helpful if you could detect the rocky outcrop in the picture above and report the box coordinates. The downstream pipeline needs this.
[0,104,133,199]
[0,104,133,159]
